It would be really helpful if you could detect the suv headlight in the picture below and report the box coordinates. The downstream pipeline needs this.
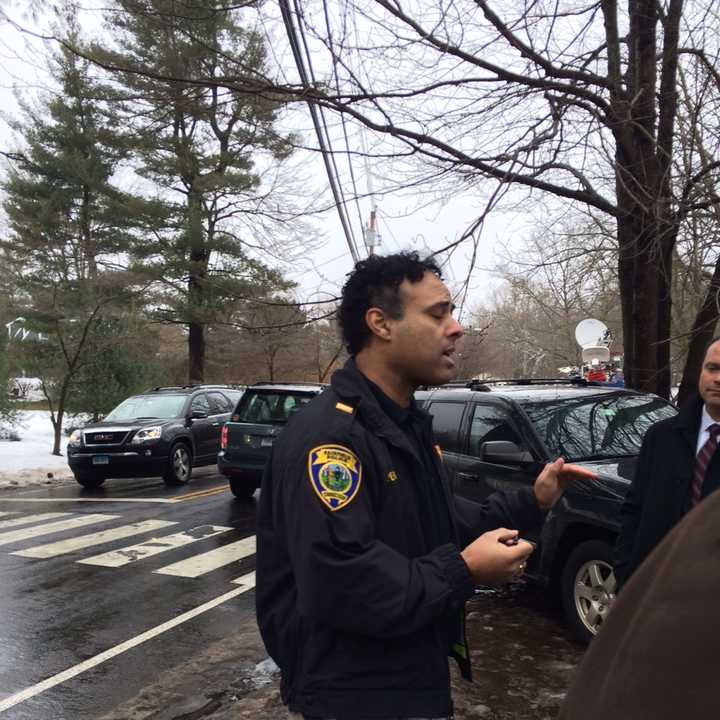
[131,426,163,444]
[68,429,83,446]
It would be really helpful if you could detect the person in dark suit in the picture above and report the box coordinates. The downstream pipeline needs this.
[560,487,720,720]
[614,336,720,589]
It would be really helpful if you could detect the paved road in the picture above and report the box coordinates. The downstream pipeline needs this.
[0,470,587,720]
[0,470,260,720]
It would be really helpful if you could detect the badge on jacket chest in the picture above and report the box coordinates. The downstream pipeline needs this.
[308,444,363,511]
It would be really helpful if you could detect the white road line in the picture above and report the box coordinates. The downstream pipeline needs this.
[232,570,256,587]
[0,514,117,547]
[0,573,256,714]
[0,512,20,518]
[154,535,256,578]
[0,512,72,530]
[77,525,233,568]
[0,498,177,504]
[11,519,180,559]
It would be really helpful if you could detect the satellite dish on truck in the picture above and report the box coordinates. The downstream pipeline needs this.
[575,319,609,348]
[575,319,611,364]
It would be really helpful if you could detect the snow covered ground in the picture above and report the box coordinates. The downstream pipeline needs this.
[0,411,76,490]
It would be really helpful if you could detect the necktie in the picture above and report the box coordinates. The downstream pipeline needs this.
[692,423,720,507]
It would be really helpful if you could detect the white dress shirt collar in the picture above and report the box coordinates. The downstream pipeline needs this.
[696,405,720,455]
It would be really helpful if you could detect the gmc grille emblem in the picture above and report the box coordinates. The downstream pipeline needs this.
[95,434,113,441]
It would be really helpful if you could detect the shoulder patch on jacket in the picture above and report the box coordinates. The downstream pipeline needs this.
[308,444,362,511]
[335,402,354,414]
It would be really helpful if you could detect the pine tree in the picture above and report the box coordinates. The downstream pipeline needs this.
[1,27,146,454]
[91,0,297,382]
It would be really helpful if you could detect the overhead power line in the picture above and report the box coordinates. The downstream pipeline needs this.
[279,0,361,264]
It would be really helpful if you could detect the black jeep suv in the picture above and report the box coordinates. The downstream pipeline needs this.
[415,379,676,643]
[67,385,243,489]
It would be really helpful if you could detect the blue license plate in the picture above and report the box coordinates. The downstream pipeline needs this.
[92,455,110,465]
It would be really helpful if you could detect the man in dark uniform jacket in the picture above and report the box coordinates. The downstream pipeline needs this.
[614,337,720,589]
[256,252,595,720]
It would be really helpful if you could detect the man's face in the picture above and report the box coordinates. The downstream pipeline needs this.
[384,272,463,387]
[699,341,720,417]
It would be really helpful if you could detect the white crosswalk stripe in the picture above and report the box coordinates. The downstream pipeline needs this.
[0,512,72,530]
[11,519,180,559]
[0,512,259,587]
[77,525,233,568]
[154,535,256,578]
[231,570,256,588]
[0,514,117,547]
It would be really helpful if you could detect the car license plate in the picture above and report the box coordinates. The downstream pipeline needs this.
[261,437,274,447]
[92,455,110,465]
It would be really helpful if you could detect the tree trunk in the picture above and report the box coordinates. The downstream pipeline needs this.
[187,189,207,385]
[655,225,677,399]
[612,0,677,397]
[81,184,98,280]
[52,408,65,456]
[616,204,662,393]
[677,256,720,406]
[188,322,205,385]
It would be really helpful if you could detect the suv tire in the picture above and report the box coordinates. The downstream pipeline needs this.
[74,473,105,489]
[164,442,192,486]
[229,476,257,500]
[561,539,616,644]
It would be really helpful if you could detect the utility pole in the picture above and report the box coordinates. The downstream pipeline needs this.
[364,205,379,256]
[361,128,380,256]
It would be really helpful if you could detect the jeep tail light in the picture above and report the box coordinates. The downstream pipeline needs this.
[221,424,228,449]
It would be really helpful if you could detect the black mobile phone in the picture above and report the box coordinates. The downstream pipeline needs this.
[501,537,537,550]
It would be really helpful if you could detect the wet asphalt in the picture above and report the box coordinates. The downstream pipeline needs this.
[0,471,586,720]
[0,469,259,720]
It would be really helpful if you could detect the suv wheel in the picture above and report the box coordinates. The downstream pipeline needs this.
[74,473,105,489]
[561,539,616,644]
[164,443,192,486]
[229,476,257,500]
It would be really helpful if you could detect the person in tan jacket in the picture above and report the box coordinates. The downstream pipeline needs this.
[560,486,720,719]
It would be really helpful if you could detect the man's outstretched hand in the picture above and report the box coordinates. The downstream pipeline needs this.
[534,458,597,510]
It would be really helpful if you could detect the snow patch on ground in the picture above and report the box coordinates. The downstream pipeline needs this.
[0,411,75,489]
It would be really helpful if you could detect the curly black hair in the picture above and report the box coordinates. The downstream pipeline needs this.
[338,251,442,356]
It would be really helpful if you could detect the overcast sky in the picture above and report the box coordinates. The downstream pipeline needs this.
[0,2,533,323]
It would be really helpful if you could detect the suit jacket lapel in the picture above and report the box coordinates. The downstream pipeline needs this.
[672,395,703,497]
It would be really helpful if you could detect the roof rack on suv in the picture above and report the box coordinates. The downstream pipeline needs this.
[418,379,491,391]
[479,377,589,386]
[420,377,592,391]
[145,384,246,392]
[251,380,328,387]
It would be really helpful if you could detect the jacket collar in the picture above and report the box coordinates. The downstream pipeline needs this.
[331,358,429,463]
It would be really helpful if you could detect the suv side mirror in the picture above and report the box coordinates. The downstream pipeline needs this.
[190,410,208,420]
[480,440,533,465]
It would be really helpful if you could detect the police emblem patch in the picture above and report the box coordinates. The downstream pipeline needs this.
[308,444,362,511]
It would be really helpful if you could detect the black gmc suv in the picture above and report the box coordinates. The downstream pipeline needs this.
[415,379,676,643]
[67,385,243,489]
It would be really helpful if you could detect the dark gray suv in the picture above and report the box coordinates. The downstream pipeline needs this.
[218,382,326,499]
[416,378,676,643]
